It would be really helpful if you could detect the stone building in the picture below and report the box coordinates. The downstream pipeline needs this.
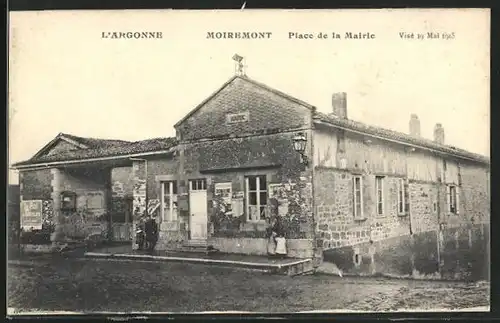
[12,74,490,279]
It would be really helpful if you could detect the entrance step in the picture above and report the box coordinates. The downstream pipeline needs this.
[179,240,219,254]
[183,239,209,247]
[83,251,314,276]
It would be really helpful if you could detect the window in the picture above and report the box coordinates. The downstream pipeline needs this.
[397,178,409,214]
[447,185,460,214]
[161,181,178,222]
[60,191,76,211]
[245,175,267,221]
[189,179,206,191]
[375,176,384,216]
[353,175,363,219]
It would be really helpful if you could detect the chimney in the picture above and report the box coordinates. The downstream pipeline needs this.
[409,114,421,137]
[434,123,445,145]
[332,92,347,119]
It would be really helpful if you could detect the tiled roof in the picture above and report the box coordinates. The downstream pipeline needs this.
[13,137,177,167]
[314,111,490,164]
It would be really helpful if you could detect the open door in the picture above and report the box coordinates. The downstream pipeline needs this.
[111,196,133,241]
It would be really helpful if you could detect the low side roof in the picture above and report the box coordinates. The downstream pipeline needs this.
[12,136,178,168]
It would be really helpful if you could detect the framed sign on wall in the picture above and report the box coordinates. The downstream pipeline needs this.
[20,200,43,230]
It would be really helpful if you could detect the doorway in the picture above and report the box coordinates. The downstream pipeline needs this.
[111,196,133,241]
[188,179,208,240]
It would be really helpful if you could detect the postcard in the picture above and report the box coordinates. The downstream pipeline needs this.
[8,8,490,315]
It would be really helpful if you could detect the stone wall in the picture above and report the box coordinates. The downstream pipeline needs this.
[409,181,439,234]
[314,168,410,251]
[322,223,489,281]
[171,168,315,257]
[209,172,313,238]
[175,76,312,141]
[177,128,316,257]
[125,151,316,256]
[55,168,111,240]
[184,133,307,177]
[316,167,490,280]
[172,75,317,257]
[458,162,490,223]
[313,123,489,280]
[146,158,179,198]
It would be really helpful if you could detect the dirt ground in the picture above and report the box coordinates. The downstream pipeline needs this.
[7,258,490,313]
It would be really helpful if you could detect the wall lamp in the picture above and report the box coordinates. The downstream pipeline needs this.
[292,132,309,166]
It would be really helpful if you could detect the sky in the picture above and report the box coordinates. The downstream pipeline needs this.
[8,9,490,184]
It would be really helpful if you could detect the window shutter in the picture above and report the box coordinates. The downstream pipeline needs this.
[446,186,451,213]
[455,186,460,215]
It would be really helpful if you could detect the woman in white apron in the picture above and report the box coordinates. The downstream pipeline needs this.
[266,198,280,257]
[272,216,287,258]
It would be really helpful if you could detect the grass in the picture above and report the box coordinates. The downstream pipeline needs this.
[7,258,490,313]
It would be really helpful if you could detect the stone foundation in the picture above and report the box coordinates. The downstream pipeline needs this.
[155,222,189,250]
[321,223,490,281]
[209,237,314,258]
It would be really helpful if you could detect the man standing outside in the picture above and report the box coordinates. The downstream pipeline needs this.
[144,214,159,253]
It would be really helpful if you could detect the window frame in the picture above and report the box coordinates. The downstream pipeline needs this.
[160,181,178,222]
[375,176,385,216]
[353,175,364,220]
[397,178,407,215]
[447,184,460,215]
[189,179,207,191]
[245,175,268,222]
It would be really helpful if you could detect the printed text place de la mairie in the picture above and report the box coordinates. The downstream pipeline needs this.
[205,31,376,40]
